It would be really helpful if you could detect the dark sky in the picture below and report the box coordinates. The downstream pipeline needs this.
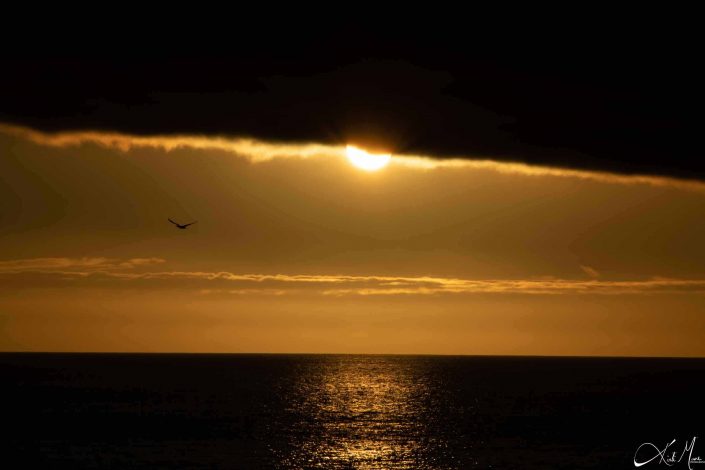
[3,18,704,179]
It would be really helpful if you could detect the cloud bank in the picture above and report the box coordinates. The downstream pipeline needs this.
[3,123,705,193]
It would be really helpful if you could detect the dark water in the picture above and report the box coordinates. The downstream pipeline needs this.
[2,353,704,469]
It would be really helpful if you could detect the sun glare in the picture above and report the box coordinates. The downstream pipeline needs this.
[346,145,391,171]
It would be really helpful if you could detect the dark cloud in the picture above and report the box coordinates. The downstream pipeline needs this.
[2,18,704,178]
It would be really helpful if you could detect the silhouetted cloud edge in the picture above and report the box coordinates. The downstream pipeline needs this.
[3,122,705,193]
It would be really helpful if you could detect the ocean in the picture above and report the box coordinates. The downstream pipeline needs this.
[2,353,704,468]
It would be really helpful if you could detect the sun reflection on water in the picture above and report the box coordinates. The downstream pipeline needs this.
[273,355,454,469]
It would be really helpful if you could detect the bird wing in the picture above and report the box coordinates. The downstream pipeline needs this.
[168,218,178,225]
[183,221,198,227]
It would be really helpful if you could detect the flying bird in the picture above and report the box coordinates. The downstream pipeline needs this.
[169,218,197,229]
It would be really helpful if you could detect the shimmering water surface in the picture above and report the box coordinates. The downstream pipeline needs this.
[2,354,704,468]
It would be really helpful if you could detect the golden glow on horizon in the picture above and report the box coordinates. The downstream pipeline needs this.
[345,145,392,171]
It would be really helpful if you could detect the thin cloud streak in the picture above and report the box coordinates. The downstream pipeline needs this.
[580,265,600,279]
[3,122,705,193]
[3,258,705,296]
[0,257,165,273]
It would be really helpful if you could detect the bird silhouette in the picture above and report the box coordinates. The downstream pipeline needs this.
[169,218,197,229]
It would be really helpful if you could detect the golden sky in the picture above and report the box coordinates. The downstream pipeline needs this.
[1,124,704,356]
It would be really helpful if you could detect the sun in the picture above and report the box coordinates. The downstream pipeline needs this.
[346,145,391,171]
